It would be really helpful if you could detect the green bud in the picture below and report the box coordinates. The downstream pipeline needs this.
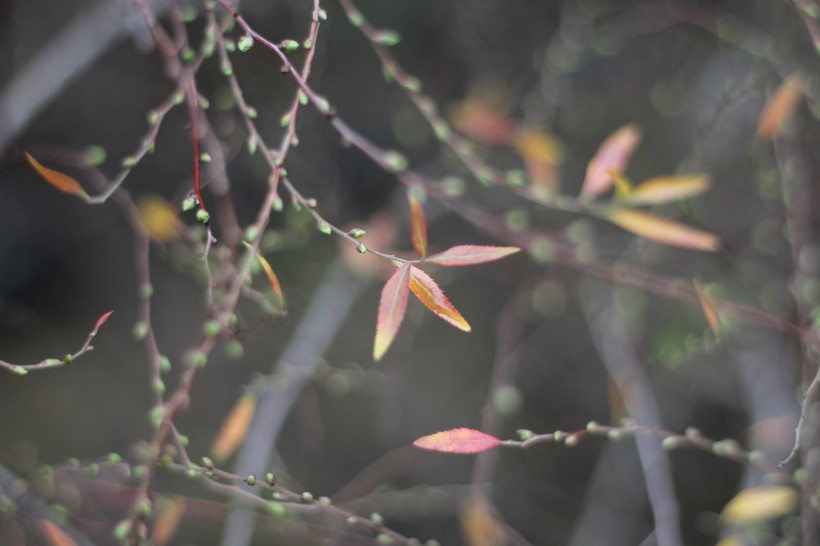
[247,106,257,119]
[318,496,331,505]
[370,512,384,526]
[301,491,314,503]
[433,122,450,142]
[319,222,332,235]
[247,136,257,155]
[147,109,160,125]
[237,35,253,52]
[152,378,165,395]
[661,437,679,451]
[226,340,244,360]
[586,421,600,432]
[113,519,132,541]
[402,77,421,93]
[198,96,209,110]
[317,8,327,21]
[272,196,284,212]
[245,226,259,242]
[298,91,308,106]
[85,463,100,477]
[376,534,395,545]
[356,243,367,254]
[182,196,197,211]
[280,113,292,127]
[148,406,165,429]
[199,152,212,163]
[84,145,107,166]
[178,435,189,447]
[265,472,276,485]
[303,38,313,49]
[221,62,233,76]
[348,228,366,239]
[121,156,138,168]
[184,350,207,368]
[281,40,299,52]
[383,151,407,172]
[516,429,534,440]
[348,12,364,26]
[63,354,73,364]
[132,321,148,341]
[172,91,185,104]
[267,501,285,517]
[196,209,211,224]
[245,474,257,486]
[139,283,154,299]
[346,516,358,527]
[375,30,401,46]
[159,355,172,373]
[565,435,579,447]
[181,6,198,22]
[181,48,195,63]
[201,457,214,469]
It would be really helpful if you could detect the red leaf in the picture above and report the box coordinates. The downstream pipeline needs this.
[373,263,411,360]
[408,193,428,258]
[426,245,520,267]
[94,311,114,333]
[414,428,502,454]
[580,124,641,199]
[409,266,470,331]
[24,152,87,197]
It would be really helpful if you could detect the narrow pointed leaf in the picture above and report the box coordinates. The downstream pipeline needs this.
[373,263,411,360]
[41,520,78,546]
[611,168,633,199]
[24,152,87,197]
[607,208,721,252]
[581,124,641,198]
[757,72,805,141]
[426,245,520,267]
[408,193,428,258]
[93,310,114,334]
[243,242,284,308]
[211,394,257,462]
[151,497,187,546]
[694,278,721,340]
[414,428,502,454]
[721,486,797,522]
[409,266,471,331]
[618,174,711,205]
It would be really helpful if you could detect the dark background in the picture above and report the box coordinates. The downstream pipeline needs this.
[1,0,818,544]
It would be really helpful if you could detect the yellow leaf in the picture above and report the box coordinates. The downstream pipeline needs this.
[609,168,633,199]
[694,278,721,340]
[25,152,87,197]
[618,174,711,206]
[513,127,563,190]
[460,495,507,546]
[211,394,257,462]
[152,497,186,546]
[757,72,806,141]
[721,486,797,523]
[607,208,721,252]
[242,242,284,308]
[138,195,183,242]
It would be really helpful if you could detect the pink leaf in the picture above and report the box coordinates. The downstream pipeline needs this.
[425,245,520,267]
[580,124,641,199]
[414,428,502,454]
[94,311,114,333]
[373,263,411,360]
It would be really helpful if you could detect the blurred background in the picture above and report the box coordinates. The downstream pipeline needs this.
[1,0,819,544]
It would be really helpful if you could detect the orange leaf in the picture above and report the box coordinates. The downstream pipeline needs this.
[581,124,641,199]
[450,98,516,144]
[426,245,520,267]
[24,152,87,197]
[152,496,187,546]
[408,193,428,258]
[373,263,411,360]
[607,208,721,252]
[460,495,508,546]
[211,394,257,462]
[414,428,502,454]
[243,242,284,308]
[694,278,721,340]
[757,72,806,141]
[409,266,470,331]
[138,196,184,242]
[618,174,711,205]
[40,520,78,546]
[513,128,564,190]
